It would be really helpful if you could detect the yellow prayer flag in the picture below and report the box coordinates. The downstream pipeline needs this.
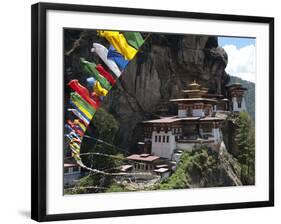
[98,31,137,60]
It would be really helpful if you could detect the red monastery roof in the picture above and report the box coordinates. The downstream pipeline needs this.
[170,98,217,103]
[142,116,200,124]
[142,116,223,124]
[226,83,247,90]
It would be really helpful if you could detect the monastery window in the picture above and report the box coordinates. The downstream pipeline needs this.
[155,135,157,142]
[187,107,192,116]
[167,136,170,143]
[73,166,79,172]
[159,136,161,142]
[68,167,73,174]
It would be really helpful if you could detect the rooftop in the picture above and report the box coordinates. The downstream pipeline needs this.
[154,168,170,173]
[142,116,223,124]
[226,83,248,90]
[169,98,218,103]
[126,154,160,162]
[120,165,133,172]
[199,117,224,121]
[64,163,78,168]
[220,98,229,101]
[142,116,200,124]
[156,164,169,168]
[176,138,215,143]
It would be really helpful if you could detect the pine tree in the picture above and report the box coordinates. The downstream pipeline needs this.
[235,112,255,185]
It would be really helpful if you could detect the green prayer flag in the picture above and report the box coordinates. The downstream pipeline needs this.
[80,58,112,91]
[123,32,144,50]
[70,92,96,115]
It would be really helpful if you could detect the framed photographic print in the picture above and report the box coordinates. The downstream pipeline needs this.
[31,2,274,222]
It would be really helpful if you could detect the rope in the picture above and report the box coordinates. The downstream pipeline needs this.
[64,152,126,161]
[83,135,130,154]
[68,147,158,177]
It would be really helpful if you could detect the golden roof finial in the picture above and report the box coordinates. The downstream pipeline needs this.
[189,80,200,89]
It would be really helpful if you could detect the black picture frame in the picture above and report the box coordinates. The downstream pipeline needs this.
[31,2,274,222]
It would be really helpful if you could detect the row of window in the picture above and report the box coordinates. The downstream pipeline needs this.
[172,128,182,134]
[134,162,153,170]
[155,135,170,143]
[64,166,80,174]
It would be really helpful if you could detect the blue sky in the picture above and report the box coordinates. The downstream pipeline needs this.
[218,37,256,83]
[218,37,255,48]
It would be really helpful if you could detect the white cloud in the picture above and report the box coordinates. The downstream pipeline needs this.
[222,44,256,82]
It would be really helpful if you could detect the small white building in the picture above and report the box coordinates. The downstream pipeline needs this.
[154,167,170,180]
[63,163,83,186]
[126,154,160,171]
[227,83,247,112]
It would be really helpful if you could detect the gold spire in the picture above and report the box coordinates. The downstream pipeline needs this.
[189,80,200,90]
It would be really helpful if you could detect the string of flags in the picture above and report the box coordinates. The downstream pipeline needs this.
[64,30,147,172]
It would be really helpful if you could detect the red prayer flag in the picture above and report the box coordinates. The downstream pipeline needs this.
[96,64,116,86]
[68,79,99,109]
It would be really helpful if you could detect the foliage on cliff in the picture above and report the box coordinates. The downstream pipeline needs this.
[153,145,223,190]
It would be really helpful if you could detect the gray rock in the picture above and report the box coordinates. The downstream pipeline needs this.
[104,34,230,150]
[64,30,230,152]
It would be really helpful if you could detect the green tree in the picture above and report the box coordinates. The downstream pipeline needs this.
[72,108,125,193]
[81,107,121,168]
[235,112,255,185]
[92,108,119,143]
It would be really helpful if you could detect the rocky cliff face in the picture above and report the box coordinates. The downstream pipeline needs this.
[187,144,242,188]
[64,30,230,150]
[103,33,230,150]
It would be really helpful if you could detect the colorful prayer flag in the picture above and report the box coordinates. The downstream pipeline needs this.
[80,58,112,91]
[91,43,121,77]
[123,32,144,50]
[98,31,137,60]
[107,45,129,70]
